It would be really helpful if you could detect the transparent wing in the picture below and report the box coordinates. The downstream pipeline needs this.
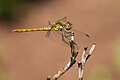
[56,17,67,23]
[71,29,94,50]
[48,30,70,47]
[46,29,93,50]
[47,28,94,50]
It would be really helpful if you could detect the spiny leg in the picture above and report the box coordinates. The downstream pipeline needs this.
[61,30,76,45]
[46,21,51,37]
[46,21,56,37]
[61,30,70,45]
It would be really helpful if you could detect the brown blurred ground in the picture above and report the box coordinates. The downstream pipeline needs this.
[0,0,120,80]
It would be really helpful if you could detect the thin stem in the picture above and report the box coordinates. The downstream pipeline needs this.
[78,43,96,80]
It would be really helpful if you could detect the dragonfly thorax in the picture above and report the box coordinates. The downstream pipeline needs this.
[55,20,72,31]
[64,21,72,31]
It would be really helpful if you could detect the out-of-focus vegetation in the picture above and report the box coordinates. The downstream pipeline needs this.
[0,0,17,22]
[87,65,112,80]
[114,37,120,78]
[87,38,120,80]
[0,42,7,80]
[0,0,52,23]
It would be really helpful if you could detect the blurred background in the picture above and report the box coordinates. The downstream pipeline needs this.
[0,0,120,80]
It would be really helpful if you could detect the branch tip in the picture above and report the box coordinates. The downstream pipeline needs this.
[47,76,51,80]
[84,47,88,51]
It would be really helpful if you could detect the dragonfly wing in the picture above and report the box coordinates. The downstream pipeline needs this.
[70,29,94,50]
[47,30,71,47]
[56,17,67,23]
[47,28,94,50]
[46,31,51,37]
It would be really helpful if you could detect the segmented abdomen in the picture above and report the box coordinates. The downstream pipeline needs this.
[12,26,52,32]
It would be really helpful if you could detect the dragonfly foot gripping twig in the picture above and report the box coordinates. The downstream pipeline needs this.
[47,32,96,80]
[47,32,78,80]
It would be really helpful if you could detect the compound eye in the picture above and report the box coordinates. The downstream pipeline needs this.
[66,25,72,30]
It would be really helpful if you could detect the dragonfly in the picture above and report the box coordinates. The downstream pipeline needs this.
[12,17,93,50]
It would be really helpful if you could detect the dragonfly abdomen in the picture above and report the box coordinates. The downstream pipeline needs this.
[12,26,56,32]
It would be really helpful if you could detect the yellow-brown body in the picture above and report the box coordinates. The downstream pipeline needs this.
[12,25,63,33]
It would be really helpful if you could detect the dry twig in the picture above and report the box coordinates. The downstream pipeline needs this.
[46,32,96,80]
[47,32,79,80]
[78,43,96,80]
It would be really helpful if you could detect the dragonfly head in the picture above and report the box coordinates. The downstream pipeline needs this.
[65,21,72,30]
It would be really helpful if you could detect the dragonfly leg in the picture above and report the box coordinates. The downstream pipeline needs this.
[62,30,79,56]
[61,30,70,45]
[61,30,75,45]
[46,21,52,37]
[46,31,51,37]
[46,23,56,37]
